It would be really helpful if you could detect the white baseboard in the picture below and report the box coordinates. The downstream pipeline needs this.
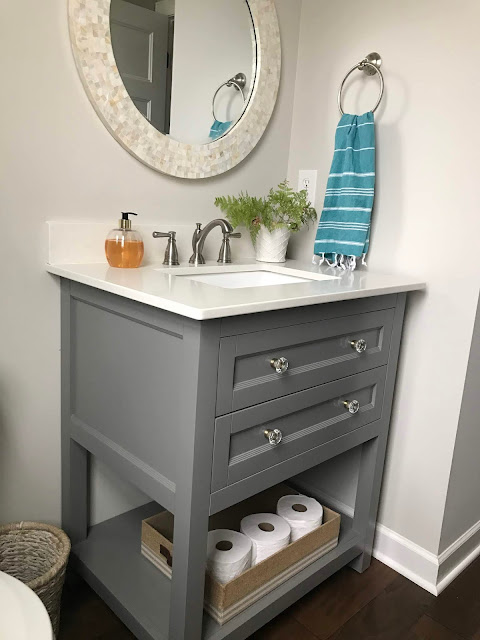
[436,519,480,593]
[304,488,480,596]
[372,524,439,594]
[438,517,480,565]
[373,519,480,595]
[436,540,480,593]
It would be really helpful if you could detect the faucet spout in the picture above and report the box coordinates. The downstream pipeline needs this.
[189,219,234,265]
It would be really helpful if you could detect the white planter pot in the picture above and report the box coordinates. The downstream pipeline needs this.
[255,227,291,263]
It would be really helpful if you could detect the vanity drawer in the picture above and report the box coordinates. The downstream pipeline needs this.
[211,367,386,491]
[216,308,394,415]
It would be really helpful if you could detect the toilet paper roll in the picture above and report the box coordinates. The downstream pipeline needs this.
[277,495,324,542]
[206,530,252,584]
[240,513,291,565]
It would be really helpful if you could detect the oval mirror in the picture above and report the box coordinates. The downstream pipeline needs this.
[68,0,281,179]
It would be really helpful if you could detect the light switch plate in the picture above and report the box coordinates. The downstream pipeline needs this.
[298,170,318,206]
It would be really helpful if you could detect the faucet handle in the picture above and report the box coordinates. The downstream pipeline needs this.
[153,231,175,239]
[218,231,241,264]
[152,230,180,266]
[192,223,202,253]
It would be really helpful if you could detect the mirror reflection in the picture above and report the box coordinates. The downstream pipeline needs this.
[110,0,256,145]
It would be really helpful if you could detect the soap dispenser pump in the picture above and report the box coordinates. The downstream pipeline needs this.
[105,212,144,268]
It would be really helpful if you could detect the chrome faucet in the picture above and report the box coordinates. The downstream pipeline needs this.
[189,219,241,265]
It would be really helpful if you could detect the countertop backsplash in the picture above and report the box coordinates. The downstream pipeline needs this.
[47,221,256,266]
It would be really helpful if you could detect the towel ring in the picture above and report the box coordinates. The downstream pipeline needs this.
[338,53,384,115]
[212,72,247,121]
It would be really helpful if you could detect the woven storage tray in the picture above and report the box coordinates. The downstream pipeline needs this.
[0,522,71,636]
[142,484,340,625]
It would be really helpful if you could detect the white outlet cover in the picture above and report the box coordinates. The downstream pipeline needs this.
[298,170,318,206]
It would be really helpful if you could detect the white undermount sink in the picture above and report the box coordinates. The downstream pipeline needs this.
[177,268,338,289]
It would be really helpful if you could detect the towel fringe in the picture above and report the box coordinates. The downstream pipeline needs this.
[345,255,357,271]
[312,253,325,266]
[313,252,367,271]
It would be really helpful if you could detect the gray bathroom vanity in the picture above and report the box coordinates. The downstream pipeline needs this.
[54,262,424,640]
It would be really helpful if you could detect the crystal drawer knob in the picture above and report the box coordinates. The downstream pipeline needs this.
[264,428,283,446]
[270,357,289,374]
[350,339,367,354]
[344,400,360,414]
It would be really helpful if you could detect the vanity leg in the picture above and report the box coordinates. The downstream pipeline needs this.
[168,321,220,640]
[62,439,88,545]
[169,477,211,640]
[349,430,388,573]
[61,279,88,544]
[350,293,407,573]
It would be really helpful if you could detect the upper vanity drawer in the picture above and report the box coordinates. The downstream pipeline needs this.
[216,308,395,415]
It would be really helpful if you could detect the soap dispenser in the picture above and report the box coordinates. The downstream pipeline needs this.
[105,212,144,268]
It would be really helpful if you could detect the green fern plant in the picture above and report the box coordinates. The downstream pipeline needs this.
[214,180,316,243]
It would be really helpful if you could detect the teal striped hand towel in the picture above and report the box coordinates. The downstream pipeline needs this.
[314,112,375,269]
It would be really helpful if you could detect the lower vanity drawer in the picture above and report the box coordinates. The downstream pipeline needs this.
[211,367,386,491]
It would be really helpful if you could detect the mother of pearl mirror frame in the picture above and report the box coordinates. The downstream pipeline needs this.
[68,0,281,179]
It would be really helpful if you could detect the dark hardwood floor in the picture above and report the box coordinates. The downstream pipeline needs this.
[59,556,480,640]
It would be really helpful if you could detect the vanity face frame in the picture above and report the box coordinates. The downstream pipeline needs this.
[61,279,406,640]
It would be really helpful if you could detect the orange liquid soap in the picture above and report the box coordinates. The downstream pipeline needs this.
[105,237,144,268]
[105,212,144,268]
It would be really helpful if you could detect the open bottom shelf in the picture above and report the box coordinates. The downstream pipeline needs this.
[71,504,362,640]
[72,503,169,640]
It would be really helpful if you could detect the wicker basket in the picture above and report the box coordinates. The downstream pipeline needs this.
[0,522,71,636]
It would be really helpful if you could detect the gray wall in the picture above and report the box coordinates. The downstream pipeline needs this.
[440,294,480,552]
[0,0,302,525]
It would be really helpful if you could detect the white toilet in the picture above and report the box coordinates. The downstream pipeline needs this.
[0,570,53,639]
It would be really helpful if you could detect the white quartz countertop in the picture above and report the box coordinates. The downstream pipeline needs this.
[46,260,425,320]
